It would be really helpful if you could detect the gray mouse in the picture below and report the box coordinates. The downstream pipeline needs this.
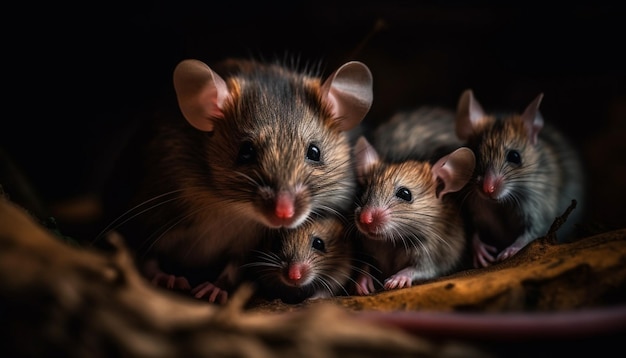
[100,57,373,303]
[455,89,586,268]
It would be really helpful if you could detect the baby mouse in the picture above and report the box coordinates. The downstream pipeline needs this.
[352,136,475,295]
[241,215,357,304]
[455,89,586,268]
[100,57,373,303]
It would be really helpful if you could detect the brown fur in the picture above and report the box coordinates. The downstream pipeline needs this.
[242,216,356,304]
[101,58,372,299]
[351,137,473,294]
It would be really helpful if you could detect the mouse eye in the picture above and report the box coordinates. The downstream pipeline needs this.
[237,141,256,164]
[306,144,321,162]
[311,236,326,252]
[395,187,412,202]
[506,150,522,166]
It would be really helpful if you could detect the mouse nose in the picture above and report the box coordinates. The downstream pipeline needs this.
[482,172,503,199]
[358,207,389,235]
[360,210,373,224]
[275,192,295,219]
[284,263,309,286]
[288,263,303,281]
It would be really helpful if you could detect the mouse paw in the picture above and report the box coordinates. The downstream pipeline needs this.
[383,274,412,290]
[151,272,191,291]
[473,235,498,268]
[355,274,375,295]
[191,281,228,304]
[496,245,521,262]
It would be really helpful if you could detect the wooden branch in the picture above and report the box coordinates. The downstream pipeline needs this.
[330,227,626,313]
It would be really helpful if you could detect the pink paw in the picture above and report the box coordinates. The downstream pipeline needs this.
[355,274,376,295]
[191,281,228,304]
[473,235,498,268]
[497,245,521,262]
[384,274,412,290]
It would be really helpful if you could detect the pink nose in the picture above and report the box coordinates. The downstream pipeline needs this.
[275,192,294,219]
[288,263,304,281]
[360,210,373,224]
[483,182,496,194]
[482,173,502,198]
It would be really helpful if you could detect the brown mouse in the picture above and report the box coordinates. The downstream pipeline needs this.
[241,215,357,304]
[351,136,474,295]
[99,57,374,303]
[455,89,586,268]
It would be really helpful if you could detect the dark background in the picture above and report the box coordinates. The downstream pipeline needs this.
[3,1,625,239]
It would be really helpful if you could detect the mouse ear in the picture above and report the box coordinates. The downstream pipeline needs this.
[321,61,373,131]
[520,93,545,145]
[432,147,475,199]
[173,59,229,132]
[354,136,380,185]
[455,89,486,141]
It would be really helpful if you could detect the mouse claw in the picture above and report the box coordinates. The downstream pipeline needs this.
[384,272,412,290]
[191,281,228,304]
[473,235,498,268]
[355,274,375,295]
[497,245,521,262]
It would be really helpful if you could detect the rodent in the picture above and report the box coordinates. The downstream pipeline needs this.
[99,57,374,303]
[240,215,357,304]
[455,89,586,268]
[351,135,475,295]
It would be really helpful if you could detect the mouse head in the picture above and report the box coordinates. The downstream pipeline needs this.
[455,89,544,145]
[354,136,474,200]
[171,59,374,229]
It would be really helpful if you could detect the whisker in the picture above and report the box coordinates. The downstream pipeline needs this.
[91,189,186,245]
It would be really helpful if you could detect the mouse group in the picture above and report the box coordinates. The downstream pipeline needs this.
[97,56,586,305]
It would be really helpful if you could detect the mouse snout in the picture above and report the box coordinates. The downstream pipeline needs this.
[283,262,310,286]
[481,172,503,199]
[357,207,389,236]
[262,189,310,228]
[360,209,374,225]
[275,191,295,219]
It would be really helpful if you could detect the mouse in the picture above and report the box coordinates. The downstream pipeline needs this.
[98,57,374,303]
[351,136,475,295]
[240,215,358,304]
[454,89,586,268]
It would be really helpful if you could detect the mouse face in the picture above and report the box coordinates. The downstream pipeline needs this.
[204,93,356,229]
[355,160,441,242]
[464,115,542,202]
[173,59,374,230]
[244,216,355,303]
[455,89,546,204]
